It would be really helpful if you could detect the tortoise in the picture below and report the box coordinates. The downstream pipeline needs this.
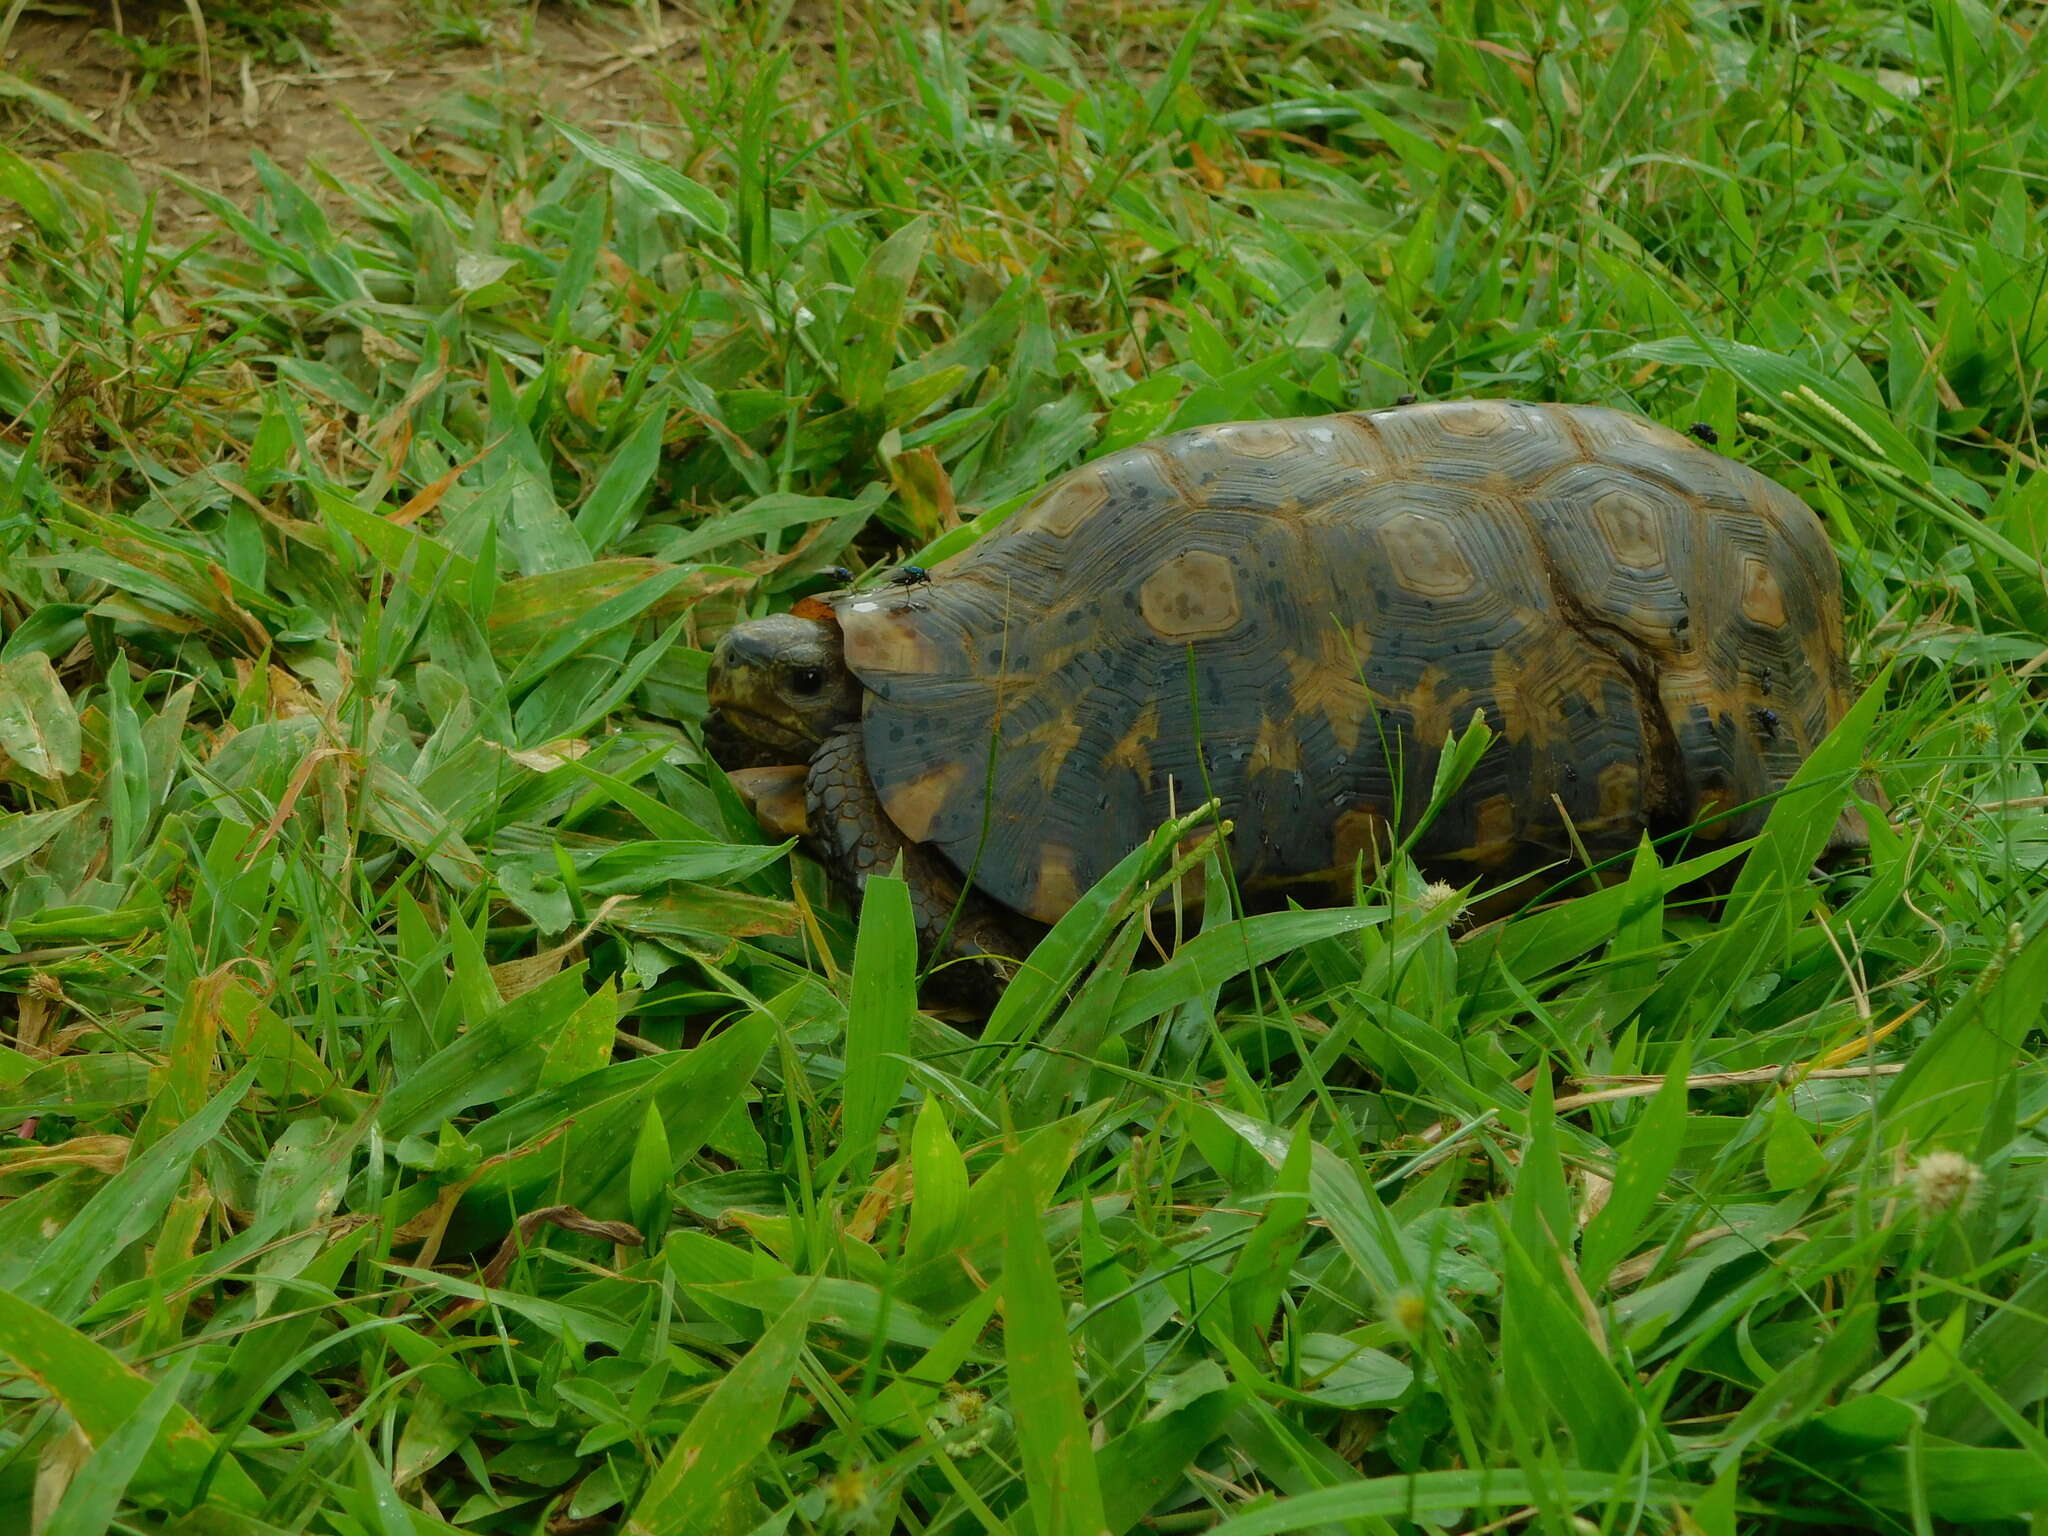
[706,399,1861,976]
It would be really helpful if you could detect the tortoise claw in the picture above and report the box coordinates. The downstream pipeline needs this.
[729,765,812,838]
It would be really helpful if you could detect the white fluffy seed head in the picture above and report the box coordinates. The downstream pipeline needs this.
[1912,1150,1983,1219]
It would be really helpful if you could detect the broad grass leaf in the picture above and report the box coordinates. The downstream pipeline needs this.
[623,1283,814,1536]
[316,486,477,603]
[538,982,618,1091]
[460,996,779,1225]
[1296,1334,1412,1407]
[903,1094,967,1267]
[363,762,486,889]
[1641,668,1891,1031]
[1001,1145,1110,1536]
[694,1275,948,1351]
[1095,1381,1239,1534]
[1857,1444,2048,1524]
[1579,1040,1691,1291]
[0,1287,263,1513]
[1227,1117,1312,1357]
[0,650,81,778]
[43,1353,196,1536]
[1928,1266,2048,1442]
[1762,1092,1828,1190]
[497,563,694,691]
[628,1098,673,1243]
[1881,920,2048,1152]
[555,120,728,235]
[1110,907,1389,1029]
[1508,1068,1574,1282]
[21,1064,256,1320]
[1202,1470,1693,1535]
[379,967,588,1140]
[1498,1219,1640,1472]
[573,408,664,551]
[1212,1108,1420,1309]
[1623,336,1930,480]
[1455,842,1748,1018]
[0,801,89,876]
[839,216,930,418]
[979,816,1190,1055]
[829,873,915,1187]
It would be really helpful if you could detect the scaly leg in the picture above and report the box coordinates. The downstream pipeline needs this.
[805,725,1028,995]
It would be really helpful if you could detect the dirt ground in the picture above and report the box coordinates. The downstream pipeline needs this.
[1,1,697,218]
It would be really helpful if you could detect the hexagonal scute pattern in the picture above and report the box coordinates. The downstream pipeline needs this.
[834,401,1853,926]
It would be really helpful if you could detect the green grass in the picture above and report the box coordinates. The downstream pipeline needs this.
[1,1,2046,1531]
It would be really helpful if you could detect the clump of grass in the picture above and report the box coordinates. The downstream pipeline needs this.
[0,3,2045,1533]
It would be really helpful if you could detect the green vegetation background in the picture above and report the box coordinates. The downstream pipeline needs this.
[1,1,2046,1532]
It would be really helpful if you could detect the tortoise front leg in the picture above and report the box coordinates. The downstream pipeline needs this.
[806,724,1027,987]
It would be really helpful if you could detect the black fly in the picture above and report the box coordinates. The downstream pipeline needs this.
[1686,422,1719,446]
[888,565,932,590]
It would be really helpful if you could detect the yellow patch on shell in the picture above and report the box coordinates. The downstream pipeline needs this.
[1596,762,1640,826]
[1023,466,1110,537]
[1207,420,1300,459]
[1471,794,1518,864]
[1032,845,1084,919]
[1593,489,1666,570]
[1332,806,1390,875]
[1015,715,1086,793]
[1284,625,1376,755]
[1691,785,1738,838]
[1740,556,1786,627]
[1487,646,1545,749]
[840,600,942,678]
[880,760,969,843]
[1247,717,1301,776]
[1434,400,1518,437]
[1106,701,1160,787]
[1380,514,1477,598]
[1403,664,1472,747]
[1139,550,1242,639]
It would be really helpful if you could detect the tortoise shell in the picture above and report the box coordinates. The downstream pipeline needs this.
[830,400,1851,925]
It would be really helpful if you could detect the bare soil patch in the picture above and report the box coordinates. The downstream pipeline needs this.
[3,1,696,218]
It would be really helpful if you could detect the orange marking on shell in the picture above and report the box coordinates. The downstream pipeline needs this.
[1472,794,1518,863]
[1596,761,1641,825]
[1741,556,1786,628]
[1033,845,1084,918]
[1692,785,1737,838]
[1404,664,1471,747]
[1285,625,1376,755]
[1106,701,1160,787]
[1248,717,1301,776]
[1331,806,1390,875]
[790,595,836,622]
[1381,513,1477,598]
[881,760,969,843]
[1488,646,1542,748]
[1593,489,1665,570]
[1435,400,1517,437]
[840,601,940,677]
[1139,550,1241,639]
[1016,715,1086,793]
[1209,420,1299,459]
[1023,467,1110,537]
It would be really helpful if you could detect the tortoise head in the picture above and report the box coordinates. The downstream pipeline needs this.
[708,613,863,755]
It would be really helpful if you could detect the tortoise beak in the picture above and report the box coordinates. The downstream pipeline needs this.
[707,630,769,715]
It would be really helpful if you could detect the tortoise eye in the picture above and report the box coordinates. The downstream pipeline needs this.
[790,666,826,696]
